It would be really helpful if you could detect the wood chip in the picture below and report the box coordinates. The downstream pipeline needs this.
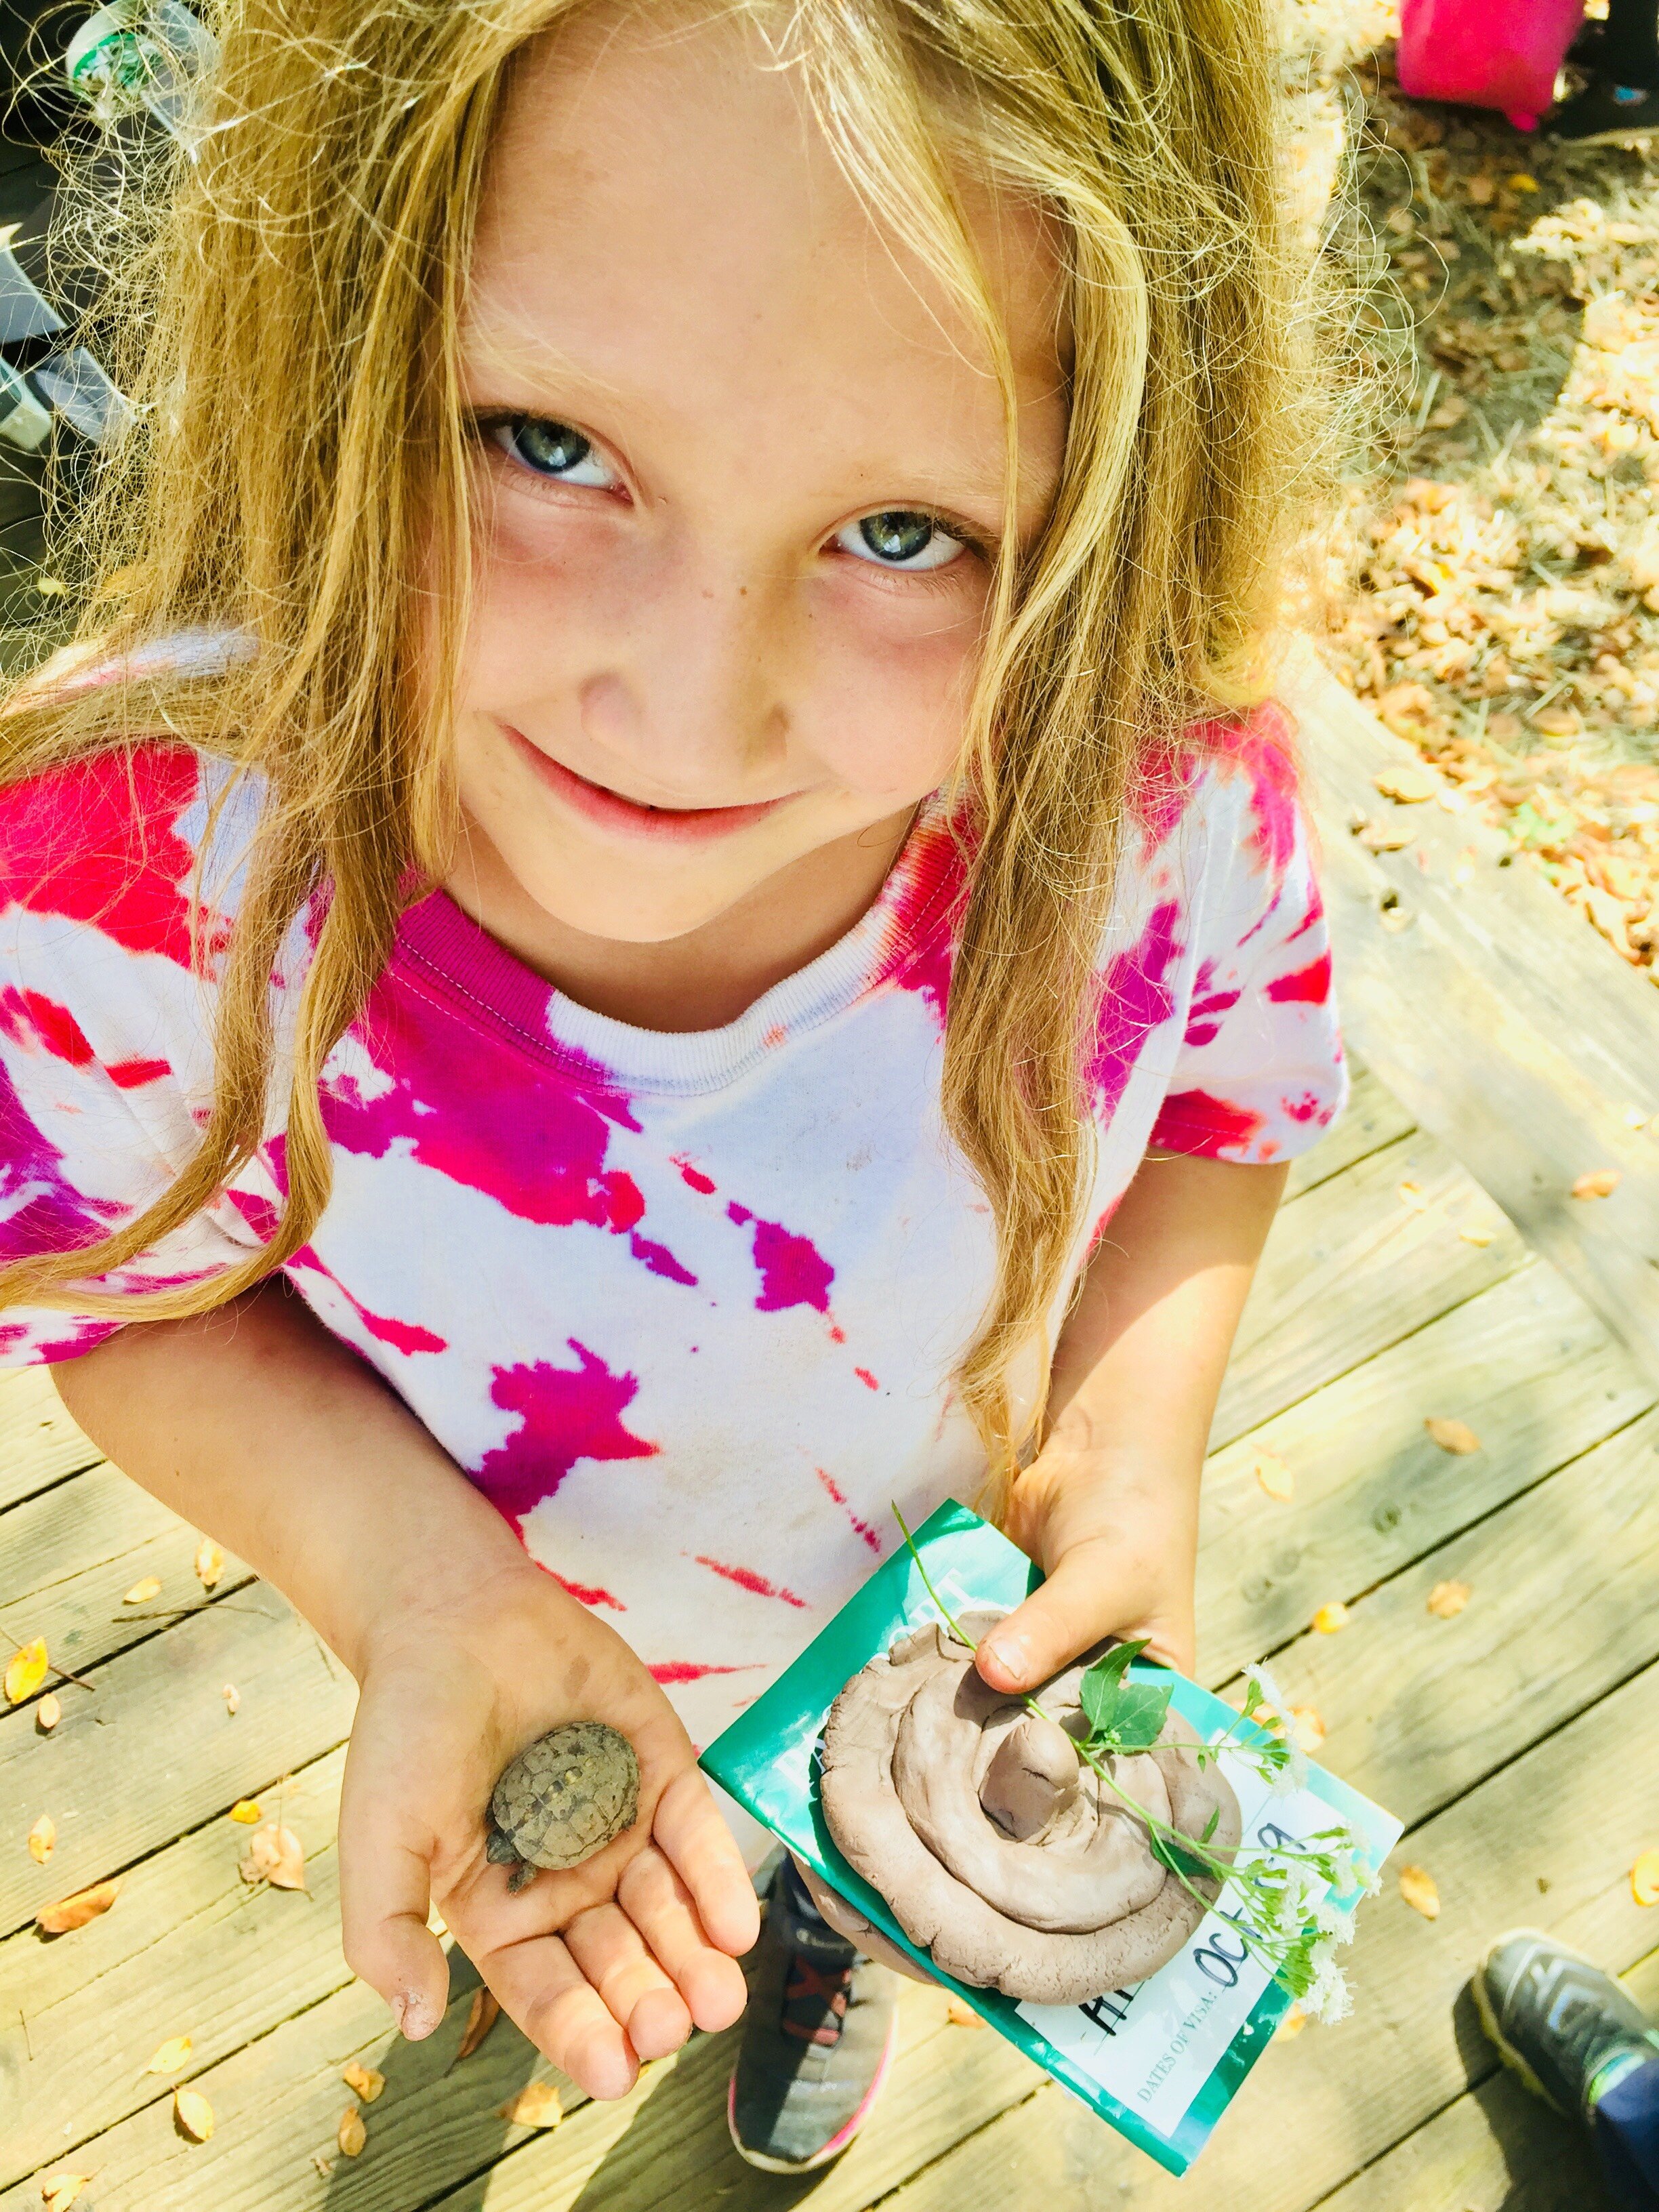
[1373,762,1439,804]
[1427,1580,1472,1619]
[342,2061,385,2103]
[945,1996,984,2028]
[173,2085,214,2142]
[1254,1449,1294,1502]
[456,1988,501,2060]
[1632,1850,1659,1907]
[337,2105,367,2157]
[35,1694,60,1733]
[5,1638,47,1704]
[37,1881,117,1933]
[228,1800,261,1824]
[1398,1864,1441,1919]
[193,1538,224,1590]
[1312,1601,1349,1634]
[39,2176,91,2212]
[143,2034,193,2075]
[1426,1418,1481,1454]
[222,1683,239,1716]
[497,2081,562,2129]
[121,1576,161,1605]
[1572,1169,1620,1200]
[27,1815,54,1865]
[239,1824,305,1891]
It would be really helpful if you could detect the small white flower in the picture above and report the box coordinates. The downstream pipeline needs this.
[1303,1944,1353,2024]
[1268,1738,1309,1795]
[1313,1898,1356,1944]
[1245,1661,1290,1719]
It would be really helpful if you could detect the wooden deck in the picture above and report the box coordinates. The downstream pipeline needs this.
[4,1040,1658,2211]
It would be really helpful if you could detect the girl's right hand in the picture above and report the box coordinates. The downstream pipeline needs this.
[336,1561,760,2100]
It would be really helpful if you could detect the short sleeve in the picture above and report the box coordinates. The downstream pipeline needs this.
[1148,716,1347,1164]
[0,747,266,1366]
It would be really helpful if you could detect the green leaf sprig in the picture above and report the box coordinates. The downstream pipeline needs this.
[891,1507,1378,2022]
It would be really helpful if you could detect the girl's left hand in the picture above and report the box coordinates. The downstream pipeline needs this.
[971,1443,1200,1694]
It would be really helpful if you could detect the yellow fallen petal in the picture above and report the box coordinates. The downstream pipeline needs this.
[497,2081,562,2129]
[27,1814,54,1864]
[342,2061,385,2102]
[228,1800,261,1824]
[1633,1850,1659,1907]
[1572,1169,1620,1200]
[222,1683,239,1715]
[1312,1601,1349,1634]
[143,2034,193,2075]
[337,2105,367,2157]
[1427,1579,1471,1619]
[1425,1418,1481,1455]
[40,2175,93,2212]
[1398,1864,1440,1918]
[193,1538,224,1590]
[1276,2003,1307,2040]
[5,1638,48,1704]
[122,1576,161,1605]
[173,2085,214,2142]
[945,1996,984,2028]
[1254,1450,1294,1503]
[35,1694,60,1732]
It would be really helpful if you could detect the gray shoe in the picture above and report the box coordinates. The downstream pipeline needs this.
[727,1860,899,2173]
[1474,1930,1659,2119]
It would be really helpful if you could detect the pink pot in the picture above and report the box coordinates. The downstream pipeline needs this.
[1396,0,1585,130]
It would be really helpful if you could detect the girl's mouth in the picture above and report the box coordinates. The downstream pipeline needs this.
[502,724,790,846]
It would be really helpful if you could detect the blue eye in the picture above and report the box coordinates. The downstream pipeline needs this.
[494,416,617,489]
[836,510,965,571]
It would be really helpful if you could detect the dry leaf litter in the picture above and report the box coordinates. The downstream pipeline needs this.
[1286,0,1659,1001]
[1397,1862,1441,1918]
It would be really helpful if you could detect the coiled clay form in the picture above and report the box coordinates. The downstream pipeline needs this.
[819,1612,1242,2005]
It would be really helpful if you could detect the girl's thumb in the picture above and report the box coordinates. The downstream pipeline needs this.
[974,1551,1123,1696]
[337,1819,451,2041]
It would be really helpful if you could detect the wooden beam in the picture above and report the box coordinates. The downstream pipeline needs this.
[1281,643,1659,1386]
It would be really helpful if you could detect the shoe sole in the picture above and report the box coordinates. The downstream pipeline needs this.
[726,2005,901,2175]
[1471,1929,1569,2117]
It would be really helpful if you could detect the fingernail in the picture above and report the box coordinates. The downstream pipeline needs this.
[393,1992,430,2040]
[983,1635,1025,1682]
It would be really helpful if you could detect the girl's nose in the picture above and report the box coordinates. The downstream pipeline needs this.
[578,557,792,794]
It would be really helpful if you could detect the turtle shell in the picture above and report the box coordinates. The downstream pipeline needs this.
[489,1722,640,1872]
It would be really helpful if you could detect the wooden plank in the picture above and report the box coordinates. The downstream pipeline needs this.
[0,1584,354,1938]
[1214,1129,1530,1447]
[1282,1058,1414,1202]
[1198,1258,1652,1683]
[0,1367,98,1515]
[0,1460,251,1694]
[1319,1950,1659,2212]
[1251,1404,1659,1831]
[0,1748,348,2186]
[1284,644,1659,1388]
[872,1654,1659,2212]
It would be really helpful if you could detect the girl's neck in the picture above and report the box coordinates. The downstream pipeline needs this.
[441,804,919,1033]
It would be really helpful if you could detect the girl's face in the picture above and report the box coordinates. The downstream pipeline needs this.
[451,5,1066,958]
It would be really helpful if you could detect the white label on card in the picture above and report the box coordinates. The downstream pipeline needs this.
[1015,1750,1343,2139]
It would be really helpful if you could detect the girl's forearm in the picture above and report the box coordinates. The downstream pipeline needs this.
[1046,1151,1288,1480]
[49,1282,535,1678]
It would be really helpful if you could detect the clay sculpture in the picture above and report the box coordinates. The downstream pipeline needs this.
[487,1721,640,1891]
[819,1613,1242,2004]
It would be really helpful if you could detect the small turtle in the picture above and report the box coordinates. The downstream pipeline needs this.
[487,1721,640,1893]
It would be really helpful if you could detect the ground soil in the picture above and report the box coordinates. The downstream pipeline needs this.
[1289,0,1659,981]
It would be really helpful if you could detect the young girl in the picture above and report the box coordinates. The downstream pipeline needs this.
[0,0,1343,2173]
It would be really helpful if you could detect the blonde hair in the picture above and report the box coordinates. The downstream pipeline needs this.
[0,0,1314,1498]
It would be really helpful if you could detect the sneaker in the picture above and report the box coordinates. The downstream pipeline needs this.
[1547,77,1659,143]
[727,1858,899,2173]
[1474,1930,1659,2120]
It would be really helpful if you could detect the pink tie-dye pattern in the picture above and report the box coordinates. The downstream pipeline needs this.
[1088,900,1184,1118]
[474,1340,659,1530]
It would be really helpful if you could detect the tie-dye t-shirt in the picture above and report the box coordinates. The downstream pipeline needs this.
[0,710,1343,1751]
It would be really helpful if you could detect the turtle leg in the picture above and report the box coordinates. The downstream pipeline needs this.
[506,1861,538,1896]
[485,1826,519,1866]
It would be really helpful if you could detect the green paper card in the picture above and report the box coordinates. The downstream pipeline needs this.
[700,1501,1401,2177]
